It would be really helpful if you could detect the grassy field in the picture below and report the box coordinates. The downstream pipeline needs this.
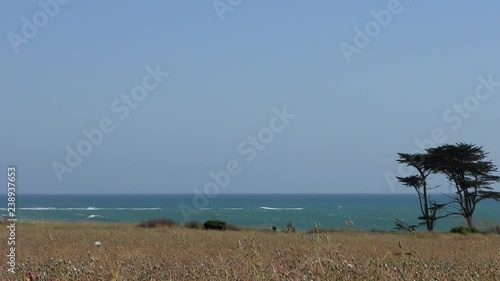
[1,222,499,280]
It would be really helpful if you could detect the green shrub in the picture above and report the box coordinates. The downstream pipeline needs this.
[185,220,203,229]
[138,218,176,228]
[203,220,227,231]
[450,226,479,235]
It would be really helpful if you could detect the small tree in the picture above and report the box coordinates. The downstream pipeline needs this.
[427,143,500,229]
[397,153,447,231]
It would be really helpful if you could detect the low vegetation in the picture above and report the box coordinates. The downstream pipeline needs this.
[449,225,500,235]
[137,218,176,228]
[184,220,203,229]
[203,219,227,230]
[138,218,242,232]
[450,226,480,235]
[3,222,499,280]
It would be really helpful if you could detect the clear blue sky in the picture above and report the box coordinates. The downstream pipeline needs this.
[1,0,500,194]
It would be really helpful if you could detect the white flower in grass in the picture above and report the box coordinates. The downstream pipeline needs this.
[95,241,101,247]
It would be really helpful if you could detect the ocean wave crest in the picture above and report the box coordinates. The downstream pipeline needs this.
[12,207,163,211]
[19,207,57,211]
[86,215,105,220]
[259,207,304,211]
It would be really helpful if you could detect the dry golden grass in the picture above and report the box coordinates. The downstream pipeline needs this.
[1,222,499,280]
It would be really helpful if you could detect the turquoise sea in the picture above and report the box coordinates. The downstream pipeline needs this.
[2,194,499,231]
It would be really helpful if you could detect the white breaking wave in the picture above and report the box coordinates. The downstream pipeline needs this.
[221,208,243,210]
[86,215,105,220]
[259,207,305,211]
[18,207,57,210]
[12,207,163,211]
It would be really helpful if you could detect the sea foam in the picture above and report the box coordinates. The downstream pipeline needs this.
[259,207,304,211]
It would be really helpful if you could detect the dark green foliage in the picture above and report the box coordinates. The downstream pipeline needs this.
[427,143,500,228]
[184,220,203,229]
[396,153,447,231]
[450,226,479,235]
[203,220,227,231]
[184,220,240,230]
[138,218,176,228]
[397,143,500,230]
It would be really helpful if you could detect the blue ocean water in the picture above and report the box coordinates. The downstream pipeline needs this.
[1,194,498,231]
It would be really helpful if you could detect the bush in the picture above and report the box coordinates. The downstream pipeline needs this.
[138,218,176,228]
[450,226,479,235]
[203,220,227,231]
[185,220,203,229]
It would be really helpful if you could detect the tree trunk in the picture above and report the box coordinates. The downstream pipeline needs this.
[466,216,474,229]
[426,220,433,231]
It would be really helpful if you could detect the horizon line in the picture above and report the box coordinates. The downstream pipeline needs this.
[4,192,448,195]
